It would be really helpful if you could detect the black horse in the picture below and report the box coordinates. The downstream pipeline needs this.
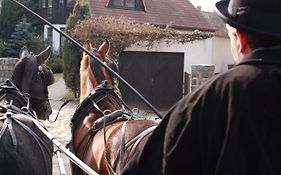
[0,46,54,175]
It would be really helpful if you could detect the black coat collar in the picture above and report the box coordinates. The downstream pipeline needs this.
[238,46,281,65]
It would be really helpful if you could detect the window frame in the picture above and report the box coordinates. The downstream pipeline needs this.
[113,0,136,9]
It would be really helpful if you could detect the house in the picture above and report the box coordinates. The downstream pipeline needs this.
[35,0,233,111]
[85,0,224,110]
[35,0,75,53]
[202,10,234,73]
[85,0,231,110]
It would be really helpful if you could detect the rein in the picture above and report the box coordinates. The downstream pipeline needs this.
[70,82,158,174]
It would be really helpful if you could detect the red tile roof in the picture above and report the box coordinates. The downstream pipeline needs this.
[87,0,215,32]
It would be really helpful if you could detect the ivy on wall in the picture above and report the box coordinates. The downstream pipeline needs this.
[71,16,213,59]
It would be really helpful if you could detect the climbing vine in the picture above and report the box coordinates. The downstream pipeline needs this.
[71,16,213,59]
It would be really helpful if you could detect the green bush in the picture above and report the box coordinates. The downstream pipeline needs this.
[0,40,7,57]
[46,53,64,73]
[63,1,90,97]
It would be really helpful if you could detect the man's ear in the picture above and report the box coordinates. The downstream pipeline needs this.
[236,30,250,54]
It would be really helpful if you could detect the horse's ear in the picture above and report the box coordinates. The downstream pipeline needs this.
[36,46,51,65]
[19,46,30,59]
[97,39,110,58]
[83,39,93,51]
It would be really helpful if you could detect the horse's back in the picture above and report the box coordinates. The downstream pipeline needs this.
[0,113,53,175]
[86,118,158,174]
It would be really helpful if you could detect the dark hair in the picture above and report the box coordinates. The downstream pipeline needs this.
[244,32,281,49]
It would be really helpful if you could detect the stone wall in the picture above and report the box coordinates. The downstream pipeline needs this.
[191,64,215,92]
[0,58,19,83]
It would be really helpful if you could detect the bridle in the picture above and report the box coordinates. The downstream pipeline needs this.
[70,81,133,175]
[0,80,36,117]
[70,81,132,132]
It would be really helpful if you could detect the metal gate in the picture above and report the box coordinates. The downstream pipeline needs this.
[119,51,184,111]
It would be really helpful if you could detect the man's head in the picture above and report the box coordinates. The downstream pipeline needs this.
[215,0,281,63]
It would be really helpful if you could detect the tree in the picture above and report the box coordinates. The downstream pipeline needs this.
[0,0,37,41]
[5,16,46,57]
[63,1,90,97]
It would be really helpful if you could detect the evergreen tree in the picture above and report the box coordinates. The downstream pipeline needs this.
[0,0,37,41]
[63,2,90,97]
[5,16,45,57]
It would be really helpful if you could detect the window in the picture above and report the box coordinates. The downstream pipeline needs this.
[47,0,52,19]
[125,0,135,8]
[59,0,65,7]
[60,27,66,51]
[113,0,135,8]
[48,0,52,8]
[47,27,53,45]
[39,0,46,8]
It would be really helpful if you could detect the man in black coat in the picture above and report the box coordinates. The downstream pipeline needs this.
[122,0,281,174]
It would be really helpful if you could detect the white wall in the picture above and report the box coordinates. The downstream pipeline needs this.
[127,38,213,74]
[126,37,234,74]
[211,36,234,73]
[44,24,66,53]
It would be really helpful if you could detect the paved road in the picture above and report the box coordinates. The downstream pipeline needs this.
[46,78,75,175]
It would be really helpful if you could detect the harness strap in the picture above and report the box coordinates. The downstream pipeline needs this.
[13,118,52,175]
[0,117,8,142]
[7,114,17,146]
[92,110,126,131]
[112,125,157,170]
[0,112,18,146]
[127,125,157,160]
[125,125,157,150]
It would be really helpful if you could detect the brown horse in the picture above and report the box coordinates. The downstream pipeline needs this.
[0,46,54,175]
[80,39,118,102]
[70,40,160,175]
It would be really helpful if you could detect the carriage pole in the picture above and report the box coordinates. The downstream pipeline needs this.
[32,119,99,175]
[10,0,163,119]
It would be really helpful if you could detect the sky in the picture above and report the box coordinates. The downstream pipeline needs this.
[189,0,220,12]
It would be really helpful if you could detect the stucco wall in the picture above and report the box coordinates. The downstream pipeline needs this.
[211,36,234,73]
[126,38,214,74]
[0,58,18,83]
[126,37,234,75]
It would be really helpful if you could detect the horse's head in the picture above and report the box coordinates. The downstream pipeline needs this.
[71,80,127,136]
[10,46,54,120]
[80,39,119,102]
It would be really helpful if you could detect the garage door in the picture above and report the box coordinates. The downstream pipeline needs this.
[119,51,184,111]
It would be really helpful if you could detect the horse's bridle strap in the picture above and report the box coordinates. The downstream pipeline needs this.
[0,112,18,146]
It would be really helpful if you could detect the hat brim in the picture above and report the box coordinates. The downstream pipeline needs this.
[215,1,281,39]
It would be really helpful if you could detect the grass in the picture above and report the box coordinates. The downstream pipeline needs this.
[52,73,79,101]
[62,91,77,100]
[53,73,63,82]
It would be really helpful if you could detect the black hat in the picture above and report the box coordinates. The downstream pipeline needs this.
[215,0,281,39]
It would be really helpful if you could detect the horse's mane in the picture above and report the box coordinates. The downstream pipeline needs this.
[10,58,25,90]
[11,57,37,93]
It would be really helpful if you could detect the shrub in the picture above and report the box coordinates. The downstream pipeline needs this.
[46,53,63,73]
